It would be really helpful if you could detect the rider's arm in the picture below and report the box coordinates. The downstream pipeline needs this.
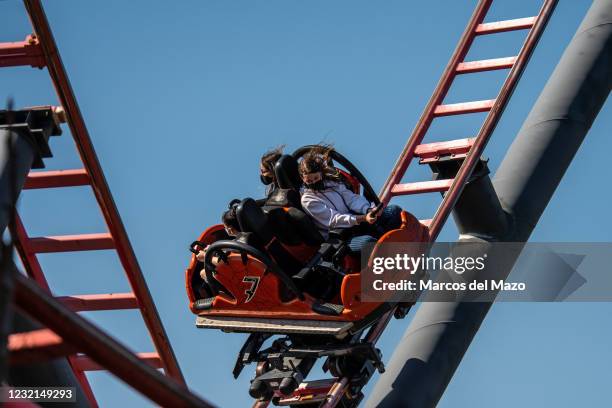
[301,191,360,229]
[336,182,372,214]
[196,247,219,264]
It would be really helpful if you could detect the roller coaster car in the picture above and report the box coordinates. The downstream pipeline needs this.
[185,146,429,339]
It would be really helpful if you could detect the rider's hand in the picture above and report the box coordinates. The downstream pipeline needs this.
[365,211,378,224]
[196,249,207,262]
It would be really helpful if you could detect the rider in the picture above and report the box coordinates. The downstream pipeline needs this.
[196,146,284,264]
[259,145,284,200]
[200,143,282,254]
[299,145,402,253]
[196,202,240,271]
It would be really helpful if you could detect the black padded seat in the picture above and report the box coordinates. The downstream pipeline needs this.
[235,198,303,278]
[285,207,324,246]
[234,231,263,250]
[264,207,301,245]
[274,155,302,190]
[264,188,302,209]
[266,155,324,246]
[236,198,274,244]
[264,206,323,246]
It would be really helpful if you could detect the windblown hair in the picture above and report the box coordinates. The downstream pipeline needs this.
[221,200,241,231]
[298,144,343,182]
[260,145,285,176]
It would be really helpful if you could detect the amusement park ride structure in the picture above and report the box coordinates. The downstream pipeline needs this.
[291,0,558,406]
[3,0,607,407]
[1,0,211,407]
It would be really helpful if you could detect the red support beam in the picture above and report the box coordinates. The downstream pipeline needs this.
[0,35,45,68]
[73,352,162,372]
[23,0,186,384]
[320,378,350,408]
[475,16,536,35]
[10,216,99,406]
[378,0,494,204]
[57,293,139,312]
[456,56,517,74]
[391,179,453,196]
[28,233,115,253]
[8,328,76,365]
[24,169,90,189]
[12,273,214,408]
[433,99,495,116]
[327,1,558,406]
[428,0,558,239]
[414,138,475,163]
[12,215,50,289]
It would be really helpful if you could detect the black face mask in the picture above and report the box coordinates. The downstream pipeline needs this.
[305,180,326,191]
[260,174,274,185]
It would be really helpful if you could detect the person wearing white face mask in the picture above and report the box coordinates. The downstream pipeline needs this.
[298,145,402,253]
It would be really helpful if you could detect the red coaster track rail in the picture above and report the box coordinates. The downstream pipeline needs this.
[308,0,558,406]
[1,1,212,406]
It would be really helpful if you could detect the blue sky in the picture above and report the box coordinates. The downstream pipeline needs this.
[1,0,611,406]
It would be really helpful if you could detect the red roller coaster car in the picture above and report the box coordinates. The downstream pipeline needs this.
[184,146,428,402]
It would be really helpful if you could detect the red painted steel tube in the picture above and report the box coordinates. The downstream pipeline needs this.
[456,56,517,74]
[23,0,185,384]
[10,215,99,406]
[331,4,496,406]
[73,352,161,371]
[342,1,557,407]
[320,377,349,408]
[57,293,139,312]
[28,233,115,253]
[428,0,558,240]
[24,169,90,189]
[433,99,495,116]
[0,35,45,68]
[8,328,75,364]
[319,310,394,408]
[12,273,214,408]
[475,16,536,35]
[12,215,49,288]
[391,179,453,196]
[378,0,494,204]
[415,138,475,161]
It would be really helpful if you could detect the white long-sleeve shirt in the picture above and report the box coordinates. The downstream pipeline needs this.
[301,181,372,238]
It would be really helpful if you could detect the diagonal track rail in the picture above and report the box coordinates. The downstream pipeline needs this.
[0,1,196,405]
[320,0,558,406]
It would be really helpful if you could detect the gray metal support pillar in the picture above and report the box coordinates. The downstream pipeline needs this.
[367,0,612,406]
[0,126,39,385]
[0,109,88,407]
[0,129,36,232]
